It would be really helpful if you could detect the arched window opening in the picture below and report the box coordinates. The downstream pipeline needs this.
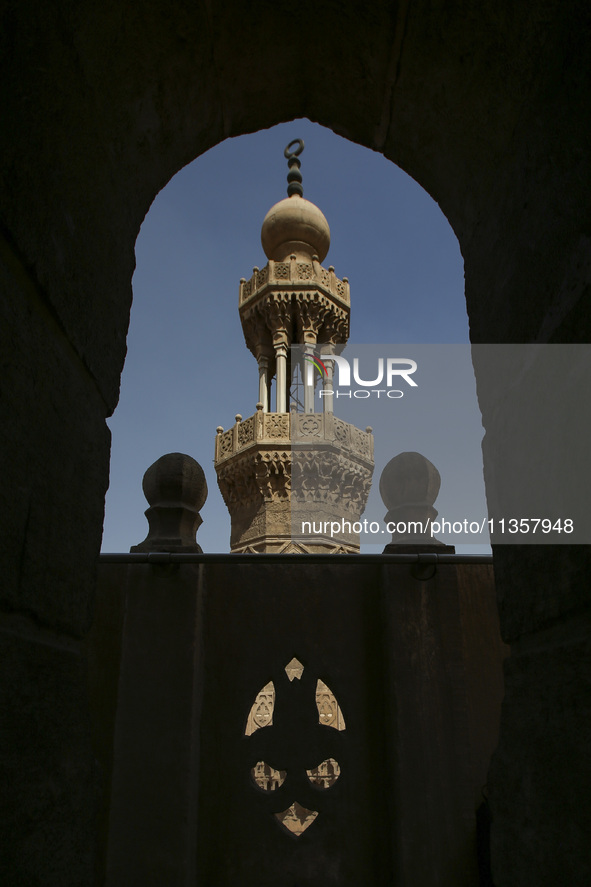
[101,119,487,555]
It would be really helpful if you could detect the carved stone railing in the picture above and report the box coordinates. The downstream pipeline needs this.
[214,411,373,464]
[215,412,290,464]
[292,413,374,465]
[239,257,350,307]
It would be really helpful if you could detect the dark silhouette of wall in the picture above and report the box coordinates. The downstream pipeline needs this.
[1,2,590,884]
[92,555,505,887]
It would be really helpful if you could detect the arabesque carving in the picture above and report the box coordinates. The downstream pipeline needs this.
[239,255,351,358]
[216,448,291,508]
[292,450,373,514]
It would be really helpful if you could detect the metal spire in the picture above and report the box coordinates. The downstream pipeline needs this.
[284,138,305,197]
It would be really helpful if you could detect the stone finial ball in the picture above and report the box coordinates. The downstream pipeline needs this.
[142,453,208,512]
[379,451,441,510]
[261,195,330,262]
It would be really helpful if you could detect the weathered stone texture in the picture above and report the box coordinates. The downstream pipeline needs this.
[0,234,110,635]
[85,566,127,887]
[97,564,204,887]
[0,624,99,886]
[92,558,504,886]
[380,562,507,886]
[493,546,591,643]
[489,614,591,887]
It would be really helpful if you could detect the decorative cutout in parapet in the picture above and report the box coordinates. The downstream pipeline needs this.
[245,660,345,838]
[307,758,341,789]
[275,802,319,837]
[251,761,287,791]
[316,679,346,730]
[245,681,275,736]
[284,657,305,681]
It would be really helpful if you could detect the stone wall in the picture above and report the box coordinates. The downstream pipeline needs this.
[91,555,505,887]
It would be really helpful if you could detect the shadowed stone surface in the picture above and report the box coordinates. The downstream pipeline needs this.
[0,233,110,634]
[488,613,591,887]
[0,624,99,886]
[92,557,506,887]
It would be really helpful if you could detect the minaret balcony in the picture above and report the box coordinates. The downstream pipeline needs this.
[214,411,374,553]
[215,411,373,466]
[239,257,350,310]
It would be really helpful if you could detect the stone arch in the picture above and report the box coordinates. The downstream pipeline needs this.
[2,3,590,885]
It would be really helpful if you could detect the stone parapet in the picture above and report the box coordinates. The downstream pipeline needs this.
[215,411,373,464]
[215,411,289,464]
[239,257,350,307]
[292,412,374,462]
[92,556,506,886]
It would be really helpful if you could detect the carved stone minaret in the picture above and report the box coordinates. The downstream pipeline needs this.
[214,140,374,552]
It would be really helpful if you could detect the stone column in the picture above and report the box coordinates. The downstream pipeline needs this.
[275,343,288,413]
[258,355,270,412]
[322,357,334,414]
[303,345,315,414]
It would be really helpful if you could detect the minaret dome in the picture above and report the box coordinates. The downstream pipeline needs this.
[261,196,330,262]
[260,138,330,262]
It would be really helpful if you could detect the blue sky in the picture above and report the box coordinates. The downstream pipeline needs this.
[101,118,489,554]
